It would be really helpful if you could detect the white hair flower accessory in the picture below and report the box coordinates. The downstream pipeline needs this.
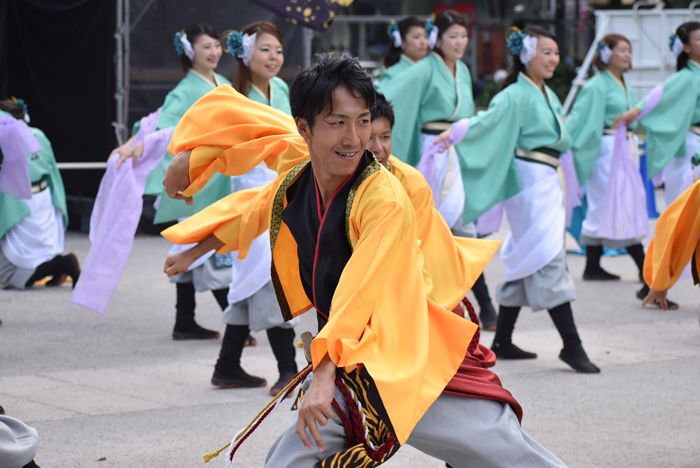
[387,21,402,48]
[225,30,257,67]
[425,18,439,50]
[174,31,195,61]
[507,29,537,66]
[240,32,257,67]
[520,35,538,66]
[596,40,613,64]
[669,33,683,58]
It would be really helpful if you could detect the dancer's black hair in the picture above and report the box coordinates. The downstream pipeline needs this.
[180,22,220,73]
[676,22,700,71]
[384,17,426,68]
[371,92,395,129]
[290,54,375,131]
[501,26,557,90]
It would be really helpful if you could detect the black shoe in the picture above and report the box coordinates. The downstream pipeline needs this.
[172,323,221,340]
[636,285,679,310]
[211,369,267,388]
[491,342,537,360]
[582,268,620,281]
[270,371,297,396]
[559,344,600,373]
[479,302,497,331]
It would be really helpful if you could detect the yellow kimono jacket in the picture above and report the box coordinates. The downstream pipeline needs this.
[162,86,486,445]
[644,179,700,291]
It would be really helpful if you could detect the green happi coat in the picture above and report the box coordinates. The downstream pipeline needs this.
[0,121,68,240]
[566,70,638,185]
[148,70,232,224]
[457,73,572,224]
[378,52,474,167]
[636,60,700,178]
[378,55,417,86]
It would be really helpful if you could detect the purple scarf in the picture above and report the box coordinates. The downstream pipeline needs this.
[72,109,172,314]
[0,114,41,199]
[597,84,663,240]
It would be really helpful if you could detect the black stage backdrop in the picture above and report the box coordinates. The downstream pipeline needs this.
[1,0,116,198]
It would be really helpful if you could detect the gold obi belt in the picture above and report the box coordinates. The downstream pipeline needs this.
[420,121,453,135]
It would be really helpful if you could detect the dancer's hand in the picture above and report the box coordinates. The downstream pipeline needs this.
[642,288,668,311]
[163,251,194,277]
[431,127,453,150]
[115,142,144,169]
[611,108,641,129]
[163,149,193,205]
[295,355,337,452]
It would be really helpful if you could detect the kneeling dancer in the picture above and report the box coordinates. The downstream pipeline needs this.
[162,55,568,468]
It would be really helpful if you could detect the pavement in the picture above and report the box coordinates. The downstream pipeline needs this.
[1,203,700,467]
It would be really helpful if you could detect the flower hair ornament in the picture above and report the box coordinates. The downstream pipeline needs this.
[174,30,195,61]
[11,96,30,123]
[224,30,257,67]
[596,40,613,65]
[507,27,538,66]
[387,21,402,48]
[425,16,439,50]
[669,32,683,58]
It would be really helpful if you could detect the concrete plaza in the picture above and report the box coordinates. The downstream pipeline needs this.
[1,215,699,467]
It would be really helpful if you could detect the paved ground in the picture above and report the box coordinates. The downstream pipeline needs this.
[2,204,700,467]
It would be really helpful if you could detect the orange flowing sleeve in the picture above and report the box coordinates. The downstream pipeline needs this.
[390,157,500,309]
[160,177,279,258]
[166,85,309,197]
[644,179,700,291]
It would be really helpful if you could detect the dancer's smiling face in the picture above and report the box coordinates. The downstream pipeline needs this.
[192,34,222,72]
[525,36,560,81]
[248,32,284,81]
[437,24,468,61]
[296,86,371,182]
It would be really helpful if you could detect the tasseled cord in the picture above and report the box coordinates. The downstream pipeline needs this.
[202,365,312,463]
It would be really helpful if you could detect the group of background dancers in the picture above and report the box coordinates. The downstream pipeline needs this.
[1,10,700,468]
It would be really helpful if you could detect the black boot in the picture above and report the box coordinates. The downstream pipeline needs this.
[212,324,266,388]
[491,306,537,359]
[471,274,497,331]
[27,253,81,289]
[583,245,620,281]
[172,282,220,340]
[267,326,298,396]
[548,302,599,373]
[626,243,646,283]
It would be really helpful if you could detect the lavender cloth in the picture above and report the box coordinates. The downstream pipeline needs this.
[559,150,582,228]
[0,114,41,200]
[596,84,663,240]
[72,109,171,314]
[418,118,470,201]
[476,202,504,236]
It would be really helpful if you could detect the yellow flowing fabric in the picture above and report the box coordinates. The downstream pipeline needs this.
[644,179,700,291]
[167,85,308,196]
[161,86,492,442]
[387,156,500,308]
